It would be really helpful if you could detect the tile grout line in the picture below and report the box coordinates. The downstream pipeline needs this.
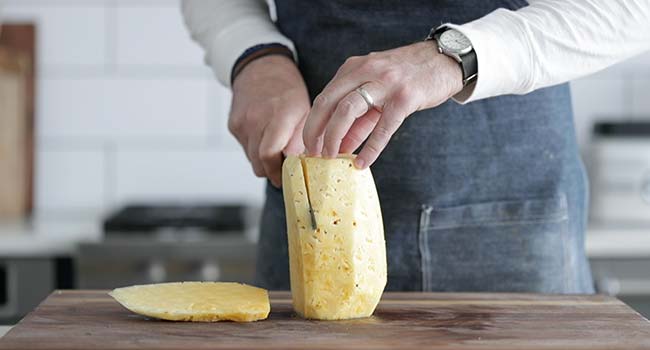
[39,65,213,80]
[104,0,117,75]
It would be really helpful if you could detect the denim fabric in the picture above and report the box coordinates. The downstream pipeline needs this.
[255,0,594,293]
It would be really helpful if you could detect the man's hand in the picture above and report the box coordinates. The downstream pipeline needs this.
[302,41,463,169]
[230,55,310,187]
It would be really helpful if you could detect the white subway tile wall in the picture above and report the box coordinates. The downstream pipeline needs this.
[1,4,107,68]
[35,148,106,212]
[2,0,260,215]
[570,58,650,146]
[115,5,206,67]
[112,149,263,205]
[1,0,649,215]
[39,78,212,139]
[569,73,628,146]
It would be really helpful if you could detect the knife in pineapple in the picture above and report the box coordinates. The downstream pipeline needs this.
[300,157,318,230]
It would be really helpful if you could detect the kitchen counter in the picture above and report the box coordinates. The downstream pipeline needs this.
[0,327,11,338]
[585,226,650,258]
[0,216,102,257]
[0,213,260,258]
[2,217,650,258]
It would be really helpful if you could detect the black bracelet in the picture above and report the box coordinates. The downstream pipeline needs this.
[231,43,295,85]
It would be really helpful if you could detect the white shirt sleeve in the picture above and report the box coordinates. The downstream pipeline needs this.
[449,0,650,103]
[181,0,296,87]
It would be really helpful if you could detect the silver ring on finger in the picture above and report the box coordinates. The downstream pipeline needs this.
[355,86,381,112]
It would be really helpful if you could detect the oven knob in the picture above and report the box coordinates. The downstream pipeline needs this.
[200,261,221,281]
[146,260,167,283]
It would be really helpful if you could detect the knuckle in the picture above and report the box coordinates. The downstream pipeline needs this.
[393,85,413,104]
[313,93,329,108]
[365,141,382,155]
[324,128,342,143]
[380,68,400,84]
[344,55,359,65]
[338,99,356,115]
[361,56,386,72]
[345,131,363,145]
[374,124,392,138]
[356,58,375,72]
[249,159,264,177]
[258,153,270,163]
[227,118,238,134]
[228,118,243,135]
[258,148,274,162]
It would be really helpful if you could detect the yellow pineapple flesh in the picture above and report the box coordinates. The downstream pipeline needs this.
[282,155,387,320]
[109,282,270,322]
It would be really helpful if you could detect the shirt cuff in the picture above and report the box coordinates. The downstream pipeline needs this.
[206,16,297,87]
[445,8,533,104]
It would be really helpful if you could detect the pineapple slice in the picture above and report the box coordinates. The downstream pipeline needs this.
[109,282,270,322]
[282,155,387,320]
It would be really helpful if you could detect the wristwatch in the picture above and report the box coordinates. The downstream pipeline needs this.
[426,26,478,86]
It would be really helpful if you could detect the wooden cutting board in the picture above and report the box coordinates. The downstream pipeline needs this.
[1,290,649,350]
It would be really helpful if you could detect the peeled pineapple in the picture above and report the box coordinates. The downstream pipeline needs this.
[109,282,270,322]
[282,155,387,320]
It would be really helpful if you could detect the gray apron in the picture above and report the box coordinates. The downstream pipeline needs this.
[256,0,594,293]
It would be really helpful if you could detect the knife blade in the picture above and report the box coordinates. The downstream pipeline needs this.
[299,157,318,230]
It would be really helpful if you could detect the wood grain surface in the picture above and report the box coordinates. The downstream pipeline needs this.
[1,290,649,350]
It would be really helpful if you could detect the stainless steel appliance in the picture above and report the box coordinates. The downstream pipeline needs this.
[77,235,256,288]
[589,121,650,225]
[77,203,258,289]
[587,121,650,318]
[0,259,55,324]
[591,256,650,317]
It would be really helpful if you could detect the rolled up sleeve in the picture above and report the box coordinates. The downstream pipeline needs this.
[182,0,297,87]
[446,0,650,104]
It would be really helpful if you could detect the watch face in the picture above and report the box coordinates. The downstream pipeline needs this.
[439,29,472,55]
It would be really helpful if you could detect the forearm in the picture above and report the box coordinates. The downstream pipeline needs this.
[181,0,297,87]
[451,0,650,103]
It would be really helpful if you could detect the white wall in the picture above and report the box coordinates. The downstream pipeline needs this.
[1,0,264,216]
[572,55,650,147]
[1,0,649,216]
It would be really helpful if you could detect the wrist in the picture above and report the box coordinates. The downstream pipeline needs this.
[233,54,297,89]
[231,43,295,85]
[418,41,463,100]
[438,53,464,97]
[428,26,477,90]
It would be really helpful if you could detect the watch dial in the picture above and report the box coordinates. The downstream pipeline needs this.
[440,29,472,53]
